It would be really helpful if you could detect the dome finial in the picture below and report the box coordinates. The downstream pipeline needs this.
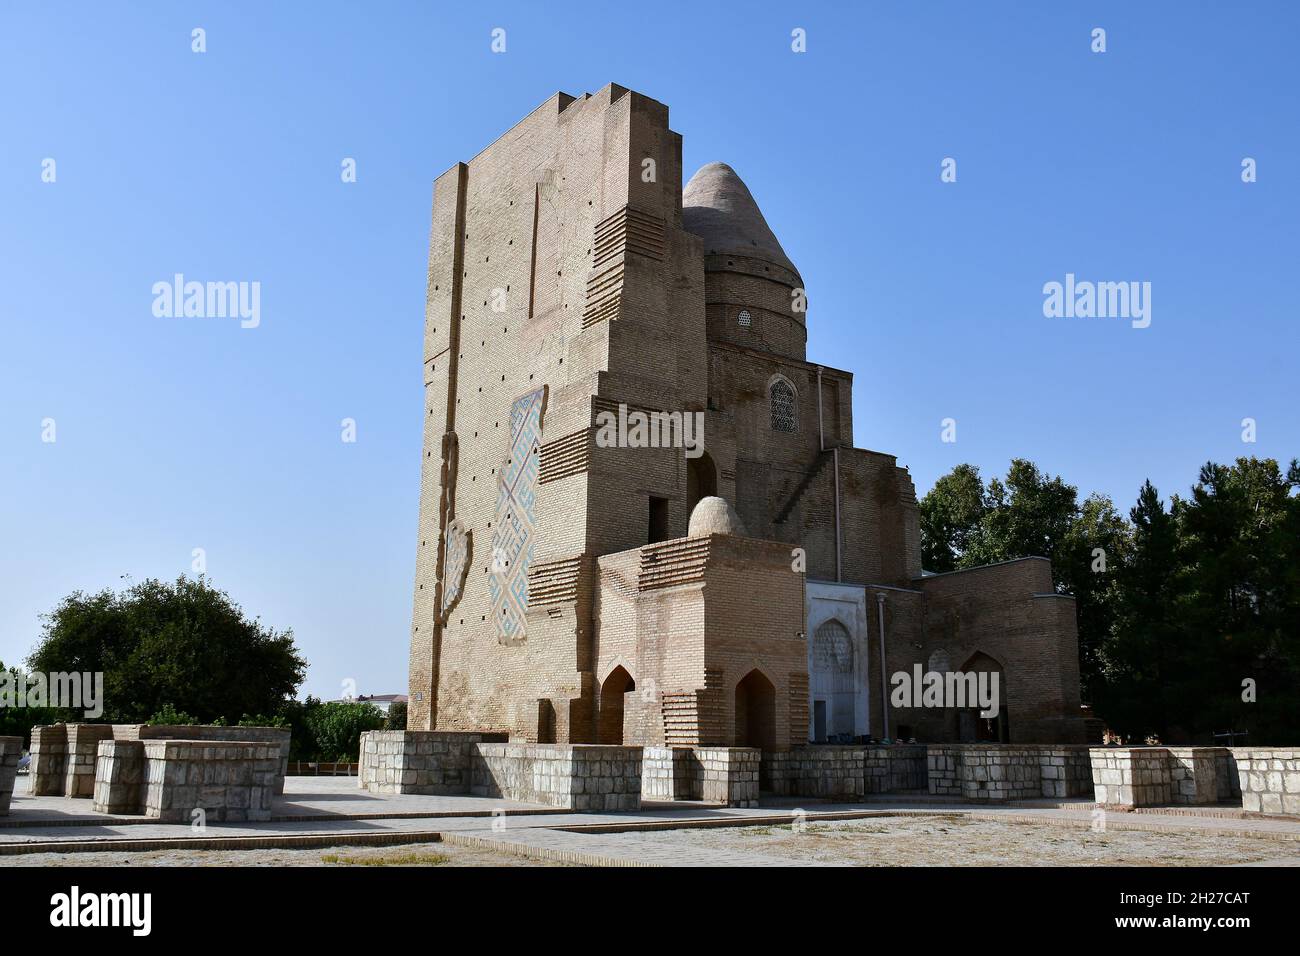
[688,496,745,537]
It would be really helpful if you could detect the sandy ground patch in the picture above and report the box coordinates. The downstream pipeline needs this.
[606,814,1300,866]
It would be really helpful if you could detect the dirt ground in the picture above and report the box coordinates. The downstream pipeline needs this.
[613,815,1300,866]
[7,815,1299,866]
[2,840,567,867]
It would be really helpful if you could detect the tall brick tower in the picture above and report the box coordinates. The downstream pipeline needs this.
[408,84,709,741]
[409,84,1087,748]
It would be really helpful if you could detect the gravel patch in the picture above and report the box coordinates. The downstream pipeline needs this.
[3,840,569,867]
[604,814,1300,866]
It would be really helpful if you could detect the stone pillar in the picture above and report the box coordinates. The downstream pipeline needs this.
[29,724,68,795]
[92,739,145,815]
[641,746,703,801]
[63,724,113,798]
[1232,748,1300,816]
[695,747,759,807]
[0,736,21,815]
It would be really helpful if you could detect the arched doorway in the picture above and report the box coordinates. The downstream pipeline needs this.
[734,669,776,751]
[598,666,635,744]
[957,651,1008,743]
[686,451,717,515]
[811,619,855,742]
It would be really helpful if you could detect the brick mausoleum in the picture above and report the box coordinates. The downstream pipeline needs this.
[406,83,1089,752]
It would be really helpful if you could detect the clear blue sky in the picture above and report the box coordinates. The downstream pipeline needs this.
[3,2,1296,700]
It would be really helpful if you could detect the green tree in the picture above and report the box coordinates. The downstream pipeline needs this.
[1058,492,1132,704]
[918,463,986,572]
[305,701,385,761]
[1095,480,1180,739]
[27,576,307,724]
[963,459,1079,568]
[385,700,408,731]
[1172,458,1300,742]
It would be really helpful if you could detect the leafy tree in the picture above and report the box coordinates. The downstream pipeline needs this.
[963,459,1079,569]
[305,701,385,761]
[27,576,306,725]
[385,701,408,731]
[918,463,986,572]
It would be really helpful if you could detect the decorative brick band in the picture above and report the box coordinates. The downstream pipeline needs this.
[592,206,666,267]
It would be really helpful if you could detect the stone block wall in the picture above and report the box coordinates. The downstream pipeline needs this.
[359,730,507,795]
[864,745,928,793]
[1167,747,1224,805]
[92,740,145,814]
[641,746,701,801]
[29,724,67,795]
[695,747,759,807]
[1090,747,1171,807]
[142,740,280,823]
[763,746,864,800]
[1038,746,1095,798]
[471,743,642,811]
[1232,748,1300,816]
[136,725,291,794]
[929,744,1095,802]
[0,736,21,815]
[927,745,962,797]
[955,746,1045,801]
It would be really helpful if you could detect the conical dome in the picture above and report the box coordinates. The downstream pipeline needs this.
[682,162,799,279]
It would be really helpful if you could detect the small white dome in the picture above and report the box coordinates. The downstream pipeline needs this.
[688,496,745,537]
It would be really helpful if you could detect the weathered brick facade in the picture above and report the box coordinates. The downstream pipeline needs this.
[408,84,1087,748]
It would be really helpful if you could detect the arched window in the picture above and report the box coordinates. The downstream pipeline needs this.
[769,378,797,432]
[737,309,752,328]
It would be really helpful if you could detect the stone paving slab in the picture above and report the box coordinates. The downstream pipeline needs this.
[1,774,562,828]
